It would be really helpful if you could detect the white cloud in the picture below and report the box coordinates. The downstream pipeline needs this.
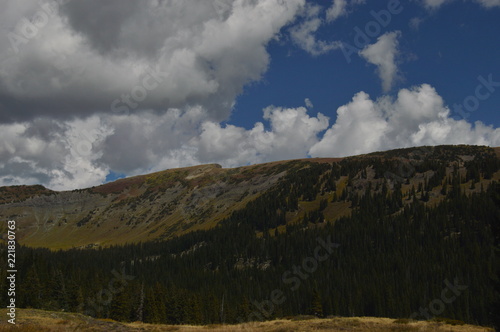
[310,84,500,157]
[326,0,348,22]
[409,17,424,30]
[0,116,110,190]
[421,0,500,9]
[289,4,342,56]
[305,98,314,109]
[474,0,500,7]
[422,0,451,10]
[1,1,499,191]
[99,107,209,174]
[0,0,305,122]
[194,106,329,166]
[293,0,367,55]
[1,85,500,190]
[359,31,402,92]
[309,92,389,157]
[326,0,366,21]
[0,105,329,190]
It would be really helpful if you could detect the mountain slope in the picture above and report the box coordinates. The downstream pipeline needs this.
[0,145,499,249]
[0,159,337,248]
[0,145,499,327]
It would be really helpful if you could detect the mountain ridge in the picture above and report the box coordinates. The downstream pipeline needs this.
[1,145,499,249]
[1,144,498,327]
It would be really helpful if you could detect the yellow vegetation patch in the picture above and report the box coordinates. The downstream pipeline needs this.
[0,309,494,332]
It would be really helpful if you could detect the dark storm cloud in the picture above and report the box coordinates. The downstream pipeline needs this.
[0,0,302,124]
[59,1,144,56]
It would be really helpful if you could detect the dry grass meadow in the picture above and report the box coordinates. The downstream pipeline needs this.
[0,309,495,332]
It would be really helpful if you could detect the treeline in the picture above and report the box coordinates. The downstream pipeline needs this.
[1,184,497,325]
[0,146,499,327]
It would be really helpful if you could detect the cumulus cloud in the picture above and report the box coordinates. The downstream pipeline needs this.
[310,84,500,157]
[359,31,402,92]
[1,1,499,191]
[194,106,329,166]
[0,116,110,190]
[0,105,329,190]
[2,84,500,190]
[99,107,209,174]
[0,0,305,122]
[99,105,330,175]
[310,92,388,157]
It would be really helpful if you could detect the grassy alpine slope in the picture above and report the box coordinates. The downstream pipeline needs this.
[0,145,499,328]
[0,145,498,250]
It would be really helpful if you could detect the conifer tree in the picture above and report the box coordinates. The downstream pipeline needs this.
[310,289,323,318]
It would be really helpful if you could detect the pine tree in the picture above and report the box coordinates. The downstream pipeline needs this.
[310,289,323,318]
[489,182,500,331]
[110,285,133,322]
[20,267,43,308]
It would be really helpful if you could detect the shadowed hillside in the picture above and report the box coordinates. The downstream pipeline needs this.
[0,145,499,328]
[0,145,498,249]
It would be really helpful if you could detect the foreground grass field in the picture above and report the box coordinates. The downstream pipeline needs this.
[0,309,494,331]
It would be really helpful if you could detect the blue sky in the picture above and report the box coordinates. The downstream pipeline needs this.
[232,0,500,129]
[0,0,499,190]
